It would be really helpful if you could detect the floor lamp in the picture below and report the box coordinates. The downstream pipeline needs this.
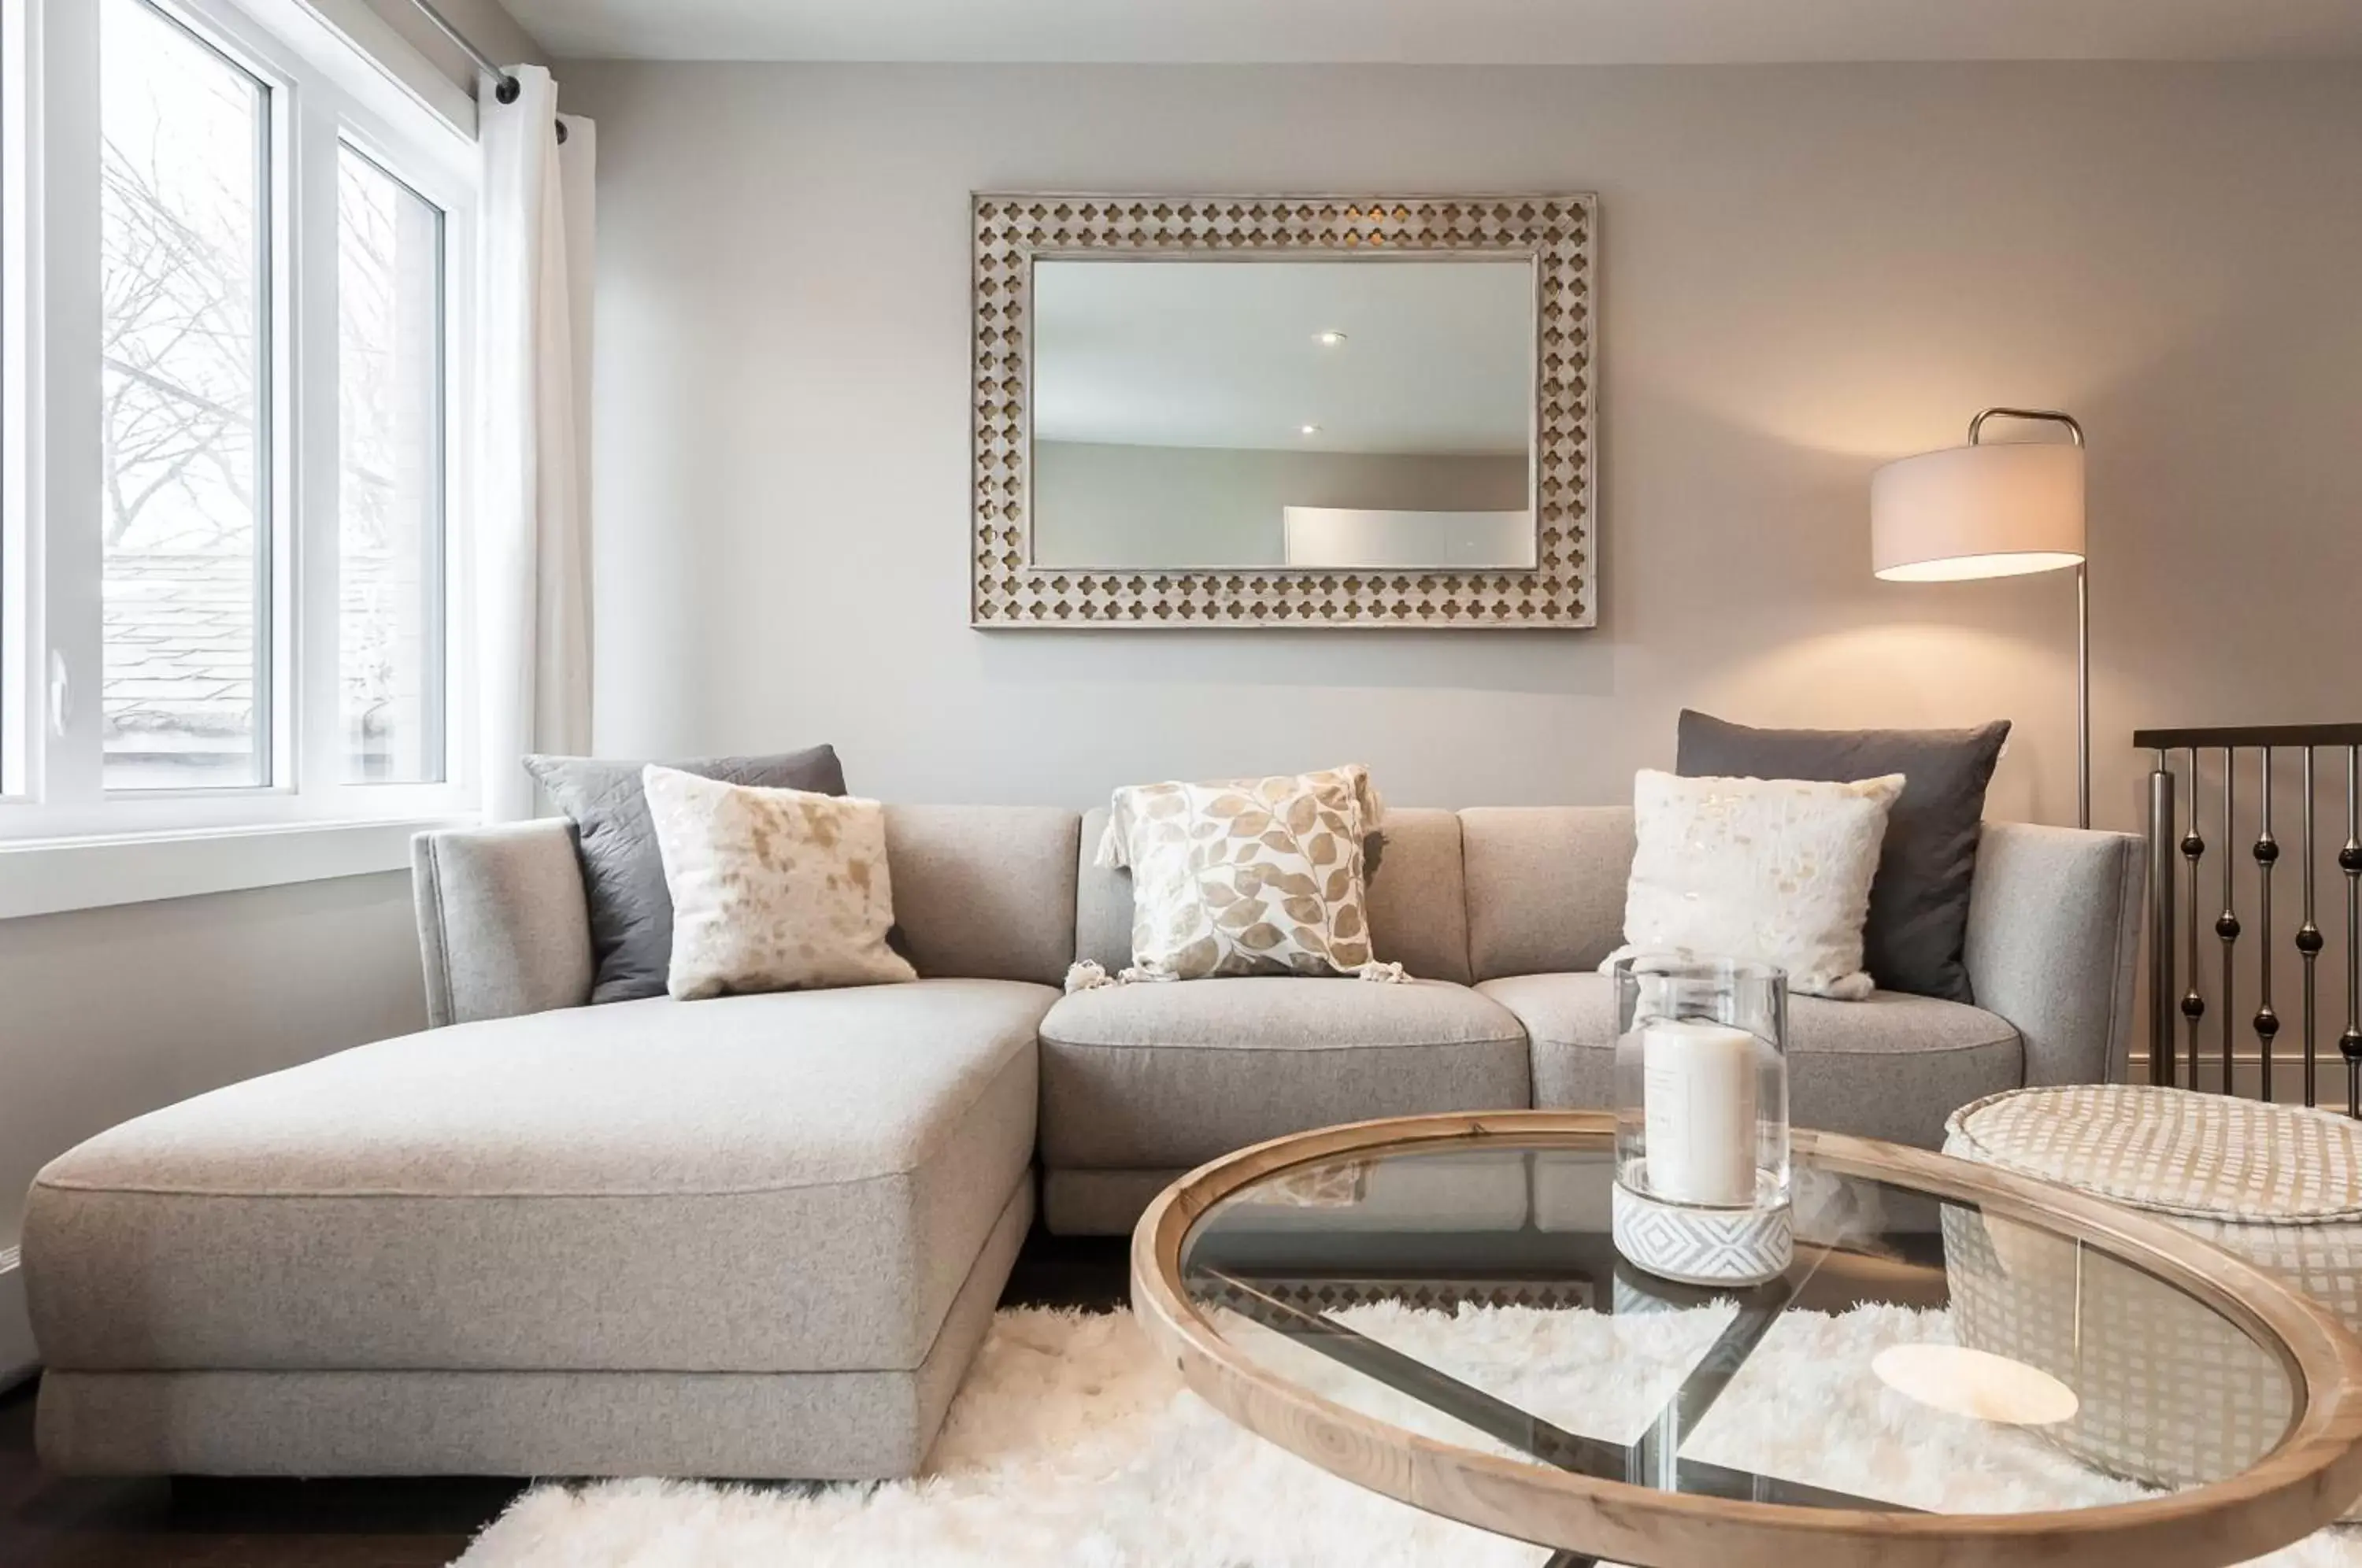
[1870,408,2090,827]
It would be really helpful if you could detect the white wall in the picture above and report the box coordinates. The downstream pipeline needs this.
[565,61,2362,834]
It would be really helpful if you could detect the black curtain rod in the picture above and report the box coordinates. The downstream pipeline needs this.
[405,0,569,142]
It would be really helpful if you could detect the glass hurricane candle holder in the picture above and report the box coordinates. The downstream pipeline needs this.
[1610,954,1793,1285]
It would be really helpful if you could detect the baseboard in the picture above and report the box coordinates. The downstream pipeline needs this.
[0,1247,36,1391]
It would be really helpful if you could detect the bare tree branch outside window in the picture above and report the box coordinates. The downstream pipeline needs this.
[98,0,269,789]
[96,0,442,790]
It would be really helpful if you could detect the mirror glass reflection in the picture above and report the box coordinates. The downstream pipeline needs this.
[1030,257,1536,571]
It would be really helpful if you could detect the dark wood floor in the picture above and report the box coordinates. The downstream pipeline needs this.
[0,1230,1131,1568]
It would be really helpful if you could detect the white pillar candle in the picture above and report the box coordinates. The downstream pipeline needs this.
[1642,1018,1760,1207]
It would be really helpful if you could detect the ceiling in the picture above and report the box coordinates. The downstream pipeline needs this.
[1033,259,1531,455]
[506,0,2362,64]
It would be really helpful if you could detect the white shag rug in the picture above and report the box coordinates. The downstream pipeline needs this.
[456,1304,2362,1568]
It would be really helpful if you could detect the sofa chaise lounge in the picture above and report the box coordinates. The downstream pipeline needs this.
[24,803,2141,1480]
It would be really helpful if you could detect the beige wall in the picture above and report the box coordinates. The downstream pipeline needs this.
[566,60,2362,831]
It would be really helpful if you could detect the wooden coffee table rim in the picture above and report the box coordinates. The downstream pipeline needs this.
[1128,1109,2362,1568]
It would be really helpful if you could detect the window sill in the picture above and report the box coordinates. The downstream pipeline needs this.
[0,816,472,921]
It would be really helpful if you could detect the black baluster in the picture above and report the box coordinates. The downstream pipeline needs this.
[2255,749,2279,1102]
[2149,751,2179,1086]
[2299,746,2323,1108]
[2182,745,2208,1090]
[2342,744,2361,1119]
[2219,746,2240,1096]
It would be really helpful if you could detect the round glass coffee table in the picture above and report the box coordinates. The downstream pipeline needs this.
[1129,1111,2362,1568]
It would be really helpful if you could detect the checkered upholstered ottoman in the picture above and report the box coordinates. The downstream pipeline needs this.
[1942,1084,2362,1507]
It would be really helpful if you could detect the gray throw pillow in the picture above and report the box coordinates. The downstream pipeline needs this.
[1675,710,2009,1004]
[523,747,848,1004]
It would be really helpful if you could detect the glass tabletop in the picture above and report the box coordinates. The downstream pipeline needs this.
[1177,1130,2300,1525]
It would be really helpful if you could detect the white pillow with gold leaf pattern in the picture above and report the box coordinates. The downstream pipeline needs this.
[642,764,916,1000]
[1096,763,1383,871]
[1101,771,1395,982]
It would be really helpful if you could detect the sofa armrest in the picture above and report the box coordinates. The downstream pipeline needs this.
[412,820,596,1027]
[1964,821,2145,1086]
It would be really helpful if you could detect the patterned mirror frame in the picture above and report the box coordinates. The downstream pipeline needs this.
[971,194,1598,630]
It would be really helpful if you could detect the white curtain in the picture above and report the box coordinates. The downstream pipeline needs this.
[476,65,594,822]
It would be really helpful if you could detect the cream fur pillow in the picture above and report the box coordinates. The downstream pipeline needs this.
[641,765,916,1000]
[1604,768,1906,1000]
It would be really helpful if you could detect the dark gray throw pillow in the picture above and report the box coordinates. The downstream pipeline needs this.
[524,747,848,1004]
[1675,710,2009,1004]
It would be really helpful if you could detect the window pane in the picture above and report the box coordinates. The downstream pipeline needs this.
[337,148,443,782]
[99,0,268,790]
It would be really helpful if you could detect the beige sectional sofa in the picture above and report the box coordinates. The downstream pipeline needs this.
[23,801,2141,1481]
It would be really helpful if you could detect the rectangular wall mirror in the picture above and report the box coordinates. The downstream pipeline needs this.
[972,194,1597,628]
[1031,258,1537,572]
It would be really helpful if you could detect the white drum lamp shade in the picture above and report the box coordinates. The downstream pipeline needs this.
[1868,409,2092,827]
[1871,442,2086,582]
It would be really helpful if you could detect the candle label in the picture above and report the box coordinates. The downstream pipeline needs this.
[1642,1018,1759,1207]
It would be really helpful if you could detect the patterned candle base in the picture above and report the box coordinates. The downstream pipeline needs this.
[1612,1170,1794,1287]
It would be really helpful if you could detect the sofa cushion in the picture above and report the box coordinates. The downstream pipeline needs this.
[1482,971,2022,1149]
[25,979,1050,1377]
[1461,807,1635,982]
[883,805,1080,987]
[1075,805,1472,984]
[1038,977,1527,1169]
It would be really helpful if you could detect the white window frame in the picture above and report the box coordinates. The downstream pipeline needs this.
[0,0,478,856]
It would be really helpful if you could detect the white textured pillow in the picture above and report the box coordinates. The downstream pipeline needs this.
[642,765,916,1000]
[1604,768,1907,1000]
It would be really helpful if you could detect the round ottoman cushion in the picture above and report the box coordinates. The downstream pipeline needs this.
[1941,1084,2362,1506]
